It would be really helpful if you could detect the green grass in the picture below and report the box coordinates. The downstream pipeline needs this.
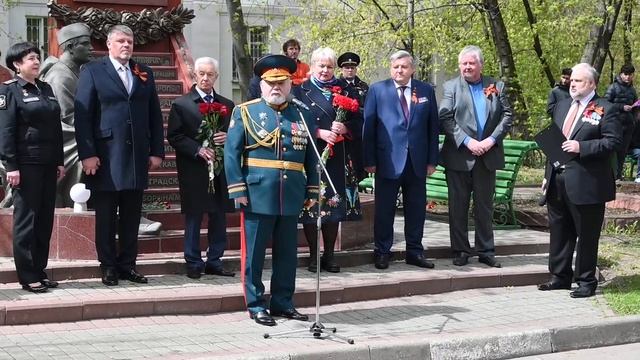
[599,225,640,315]
[603,275,640,315]
[516,166,544,186]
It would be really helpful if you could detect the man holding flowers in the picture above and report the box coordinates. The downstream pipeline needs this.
[167,57,235,279]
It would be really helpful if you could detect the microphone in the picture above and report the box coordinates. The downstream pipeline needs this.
[287,94,310,111]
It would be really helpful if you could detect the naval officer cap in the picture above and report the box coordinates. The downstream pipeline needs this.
[338,52,360,68]
[57,23,91,45]
[254,54,297,81]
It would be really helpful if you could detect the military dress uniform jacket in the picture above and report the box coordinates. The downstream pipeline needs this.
[0,77,63,171]
[167,86,235,214]
[74,57,164,191]
[224,98,319,216]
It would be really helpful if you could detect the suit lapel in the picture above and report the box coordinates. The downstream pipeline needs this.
[482,76,491,122]
[129,60,142,96]
[569,94,599,139]
[408,82,416,124]
[103,57,129,96]
[301,82,336,119]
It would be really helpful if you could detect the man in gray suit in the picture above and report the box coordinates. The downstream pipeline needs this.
[439,45,513,268]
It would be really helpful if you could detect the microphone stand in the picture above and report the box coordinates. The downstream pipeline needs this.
[264,102,354,345]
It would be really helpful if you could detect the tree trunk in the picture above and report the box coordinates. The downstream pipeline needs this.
[622,0,633,64]
[226,0,252,101]
[482,0,530,138]
[580,0,624,75]
[522,0,555,88]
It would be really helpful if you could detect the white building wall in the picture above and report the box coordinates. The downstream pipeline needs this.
[0,0,50,66]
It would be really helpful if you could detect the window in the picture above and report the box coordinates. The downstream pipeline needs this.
[232,26,269,81]
[26,17,48,59]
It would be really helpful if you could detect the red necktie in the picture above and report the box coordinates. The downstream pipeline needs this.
[399,86,409,125]
[562,101,580,138]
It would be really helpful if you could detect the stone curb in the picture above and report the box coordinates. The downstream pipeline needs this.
[230,316,640,360]
[0,268,548,325]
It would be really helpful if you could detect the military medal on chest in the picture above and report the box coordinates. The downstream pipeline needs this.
[291,122,308,151]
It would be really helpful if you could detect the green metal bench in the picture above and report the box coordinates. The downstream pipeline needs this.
[358,138,539,227]
[426,139,539,227]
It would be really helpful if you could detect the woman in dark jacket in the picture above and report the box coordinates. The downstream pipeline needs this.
[293,47,363,273]
[0,42,64,293]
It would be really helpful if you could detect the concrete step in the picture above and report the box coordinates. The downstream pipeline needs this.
[0,234,550,283]
[0,254,550,325]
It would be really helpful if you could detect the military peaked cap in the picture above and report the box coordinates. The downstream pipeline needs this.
[337,52,360,67]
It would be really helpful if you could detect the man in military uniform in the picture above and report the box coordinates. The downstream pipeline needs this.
[337,52,368,107]
[337,51,368,181]
[224,54,319,327]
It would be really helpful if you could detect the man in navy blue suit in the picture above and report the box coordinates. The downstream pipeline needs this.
[75,25,164,286]
[363,50,440,270]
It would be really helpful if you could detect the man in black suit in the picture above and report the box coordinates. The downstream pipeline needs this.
[167,57,235,279]
[538,63,622,298]
[75,25,164,286]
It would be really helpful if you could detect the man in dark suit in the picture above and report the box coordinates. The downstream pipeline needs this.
[167,57,235,279]
[538,63,621,298]
[74,25,164,286]
[363,50,440,270]
[439,45,513,268]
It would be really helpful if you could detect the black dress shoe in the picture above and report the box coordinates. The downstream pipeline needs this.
[22,283,48,293]
[271,308,309,321]
[102,268,119,286]
[320,256,341,273]
[537,281,571,291]
[307,258,318,273]
[250,310,277,326]
[452,254,469,266]
[406,255,435,269]
[40,279,59,288]
[186,268,202,279]
[374,253,390,269]
[204,266,235,277]
[119,269,148,284]
[570,287,596,298]
[478,256,502,268]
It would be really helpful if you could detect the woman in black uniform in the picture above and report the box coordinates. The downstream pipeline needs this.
[0,42,64,293]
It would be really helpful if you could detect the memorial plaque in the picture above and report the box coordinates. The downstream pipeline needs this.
[160,159,177,169]
[154,69,178,80]
[156,83,183,95]
[133,54,173,66]
[160,97,175,109]
[143,192,181,203]
[149,176,179,187]
[163,143,175,154]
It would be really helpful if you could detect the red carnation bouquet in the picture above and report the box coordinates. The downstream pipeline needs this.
[320,87,359,163]
[197,102,229,193]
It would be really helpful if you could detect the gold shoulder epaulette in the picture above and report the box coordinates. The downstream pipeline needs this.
[238,98,262,107]
[2,79,17,85]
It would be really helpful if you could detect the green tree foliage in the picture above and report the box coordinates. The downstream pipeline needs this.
[277,0,640,139]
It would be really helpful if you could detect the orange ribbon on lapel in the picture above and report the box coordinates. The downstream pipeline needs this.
[132,64,148,83]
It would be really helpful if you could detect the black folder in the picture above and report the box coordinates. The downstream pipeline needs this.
[534,124,576,168]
